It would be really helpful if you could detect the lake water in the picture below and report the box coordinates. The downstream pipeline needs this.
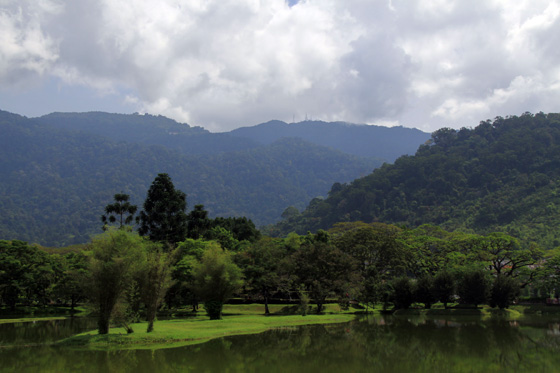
[1,314,559,372]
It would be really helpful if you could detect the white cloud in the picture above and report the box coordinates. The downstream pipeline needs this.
[0,0,60,86]
[1,0,560,132]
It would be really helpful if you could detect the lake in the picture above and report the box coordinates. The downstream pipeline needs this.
[1,314,559,372]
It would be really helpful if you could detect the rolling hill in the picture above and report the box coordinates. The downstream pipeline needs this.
[270,112,560,248]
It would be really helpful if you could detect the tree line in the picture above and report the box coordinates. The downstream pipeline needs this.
[2,173,559,335]
[271,112,560,249]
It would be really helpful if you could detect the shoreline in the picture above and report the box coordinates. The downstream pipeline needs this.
[56,313,356,350]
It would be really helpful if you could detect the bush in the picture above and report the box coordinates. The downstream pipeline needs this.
[415,275,436,309]
[490,275,520,309]
[433,271,455,308]
[457,269,490,307]
[392,277,414,310]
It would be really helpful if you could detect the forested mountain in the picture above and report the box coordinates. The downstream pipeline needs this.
[34,113,430,161]
[229,120,431,162]
[0,110,383,246]
[270,112,560,248]
[33,112,261,156]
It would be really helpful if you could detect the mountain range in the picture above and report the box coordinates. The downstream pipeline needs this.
[0,110,429,246]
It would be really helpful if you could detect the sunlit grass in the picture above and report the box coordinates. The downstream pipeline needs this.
[58,312,355,350]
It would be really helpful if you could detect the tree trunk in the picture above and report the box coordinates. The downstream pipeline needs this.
[98,299,113,334]
[98,313,110,334]
[264,288,270,315]
[146,306,156,333]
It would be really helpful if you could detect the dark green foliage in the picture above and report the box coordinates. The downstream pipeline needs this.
[289,231,359,314]
[186,205,212,240]
[101,193,137,229]
[138,173,188,246]
[210,217,261,243]
[490,275,520,309]
[230,120,430,162]
[203,300,225,320]
[457,268,490,307]
[236,237,288,314]
[191,244,244,320]
[414,275,436,309]
[33,111,252,156]
[0,110,382,246]
[0,240,55,310]
[143,246,175,332]
[51,251,89,311]
[433,270,455,308]
[86,229,147,334]
[391,276,414,310]
[273,112,560,248]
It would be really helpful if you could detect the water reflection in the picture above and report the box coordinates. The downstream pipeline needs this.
[1,315,559,372]
[0,317,97,346]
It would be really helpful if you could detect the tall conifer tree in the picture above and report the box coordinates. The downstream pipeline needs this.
[138,173,188,245]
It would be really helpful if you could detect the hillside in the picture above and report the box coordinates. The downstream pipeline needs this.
[34,113,430,162]
[0,110,382,246]
[33,112,261,156]
[270,112,560,248]
[229,120,431,162]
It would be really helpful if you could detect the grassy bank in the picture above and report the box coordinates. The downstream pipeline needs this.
[58,313,355,350]
[0,316,68,324]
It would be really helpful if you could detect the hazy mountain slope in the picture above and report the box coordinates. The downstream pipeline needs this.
[270,112,560,248]
[33,112,261,155]
[229,120,431,162]
[0,110,380,246]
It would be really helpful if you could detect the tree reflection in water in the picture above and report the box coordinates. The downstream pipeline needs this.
[1,315,560,372]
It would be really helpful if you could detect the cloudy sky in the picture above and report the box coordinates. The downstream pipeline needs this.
[1,0,559,132]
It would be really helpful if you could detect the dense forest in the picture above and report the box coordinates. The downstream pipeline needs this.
[230,119,430,162]
[32,112,430,161]
[3,110,423,246]
[271,112,560,249]
[33,112,260,156]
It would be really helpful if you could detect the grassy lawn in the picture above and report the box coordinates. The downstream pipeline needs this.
[58,312,356,350]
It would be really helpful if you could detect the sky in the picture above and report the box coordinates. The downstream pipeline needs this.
[1,0,559,133]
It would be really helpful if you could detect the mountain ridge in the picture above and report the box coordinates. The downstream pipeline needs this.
[2,109,420,246]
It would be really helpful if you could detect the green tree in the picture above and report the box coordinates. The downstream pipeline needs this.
[52,251,88,311]
[414,274,436,309]
[433,270,455,308]
[191,243,244,320]
[0,240,50,310]
[237,237,288,315]
[165,238,210,310]
[186,204,212,239]
[205,226,240,251]
[138,173,188,246]
[290,231,359,314]
[490,275,520,309]
[86,229,147,334]
[101,193,138,230]
[477,233,542,278]
[211,217,261,242]
[143,245,176,332]
[391,276,415,310]
[457,268,490,307]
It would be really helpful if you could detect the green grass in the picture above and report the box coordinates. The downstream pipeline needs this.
[0,316,68,324]
[58,313,355,350]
